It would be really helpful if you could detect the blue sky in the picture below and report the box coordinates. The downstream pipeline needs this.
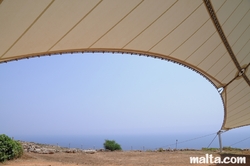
[0,53,249,147]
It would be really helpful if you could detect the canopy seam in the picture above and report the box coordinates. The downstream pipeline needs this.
[204,0,250,86]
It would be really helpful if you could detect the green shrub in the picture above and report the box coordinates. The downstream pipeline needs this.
[103,139,122,151]
[223,146,241,151]
[201,147,218,152]
[0,134,23,162]
[158,148,164,152]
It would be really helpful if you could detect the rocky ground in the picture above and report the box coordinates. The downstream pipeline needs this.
[1,141,250,166]
[20,141,97,154]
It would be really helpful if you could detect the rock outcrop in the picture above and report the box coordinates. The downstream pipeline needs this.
[20,141,97,154]
[21,142,59,154]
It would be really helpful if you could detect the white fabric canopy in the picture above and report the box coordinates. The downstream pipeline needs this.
[0,0,249,130]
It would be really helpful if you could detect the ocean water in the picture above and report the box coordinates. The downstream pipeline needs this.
[14,133,250,151]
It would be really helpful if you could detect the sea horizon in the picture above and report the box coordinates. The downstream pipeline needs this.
[11,133,250,151]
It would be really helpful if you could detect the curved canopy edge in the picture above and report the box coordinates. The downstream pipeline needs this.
[0,0,249,131]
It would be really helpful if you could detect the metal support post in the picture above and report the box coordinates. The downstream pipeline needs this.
[218,130,223,153]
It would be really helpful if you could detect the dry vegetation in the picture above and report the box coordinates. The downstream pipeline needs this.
[2,150,250,166]
[1,141,249,166]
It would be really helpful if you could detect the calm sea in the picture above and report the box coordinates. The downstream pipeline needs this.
[14,133,249,151]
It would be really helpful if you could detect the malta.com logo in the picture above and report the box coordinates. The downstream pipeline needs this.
[190,154,246,164]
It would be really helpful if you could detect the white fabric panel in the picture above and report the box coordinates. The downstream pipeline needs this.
[185,31,221,65]
[125,0,202,52]
[4,0,101,58]
[215,0,242,25]
[198,43,226,72]
[210,0,226,12]
[0,0,53,57]
[227,11,250,46]
[151,4,209,55]
[222,0,250,36]
[52,0,142,51]
[207,53,232,78]
[172,20,216,62]
[92,0,177,49]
